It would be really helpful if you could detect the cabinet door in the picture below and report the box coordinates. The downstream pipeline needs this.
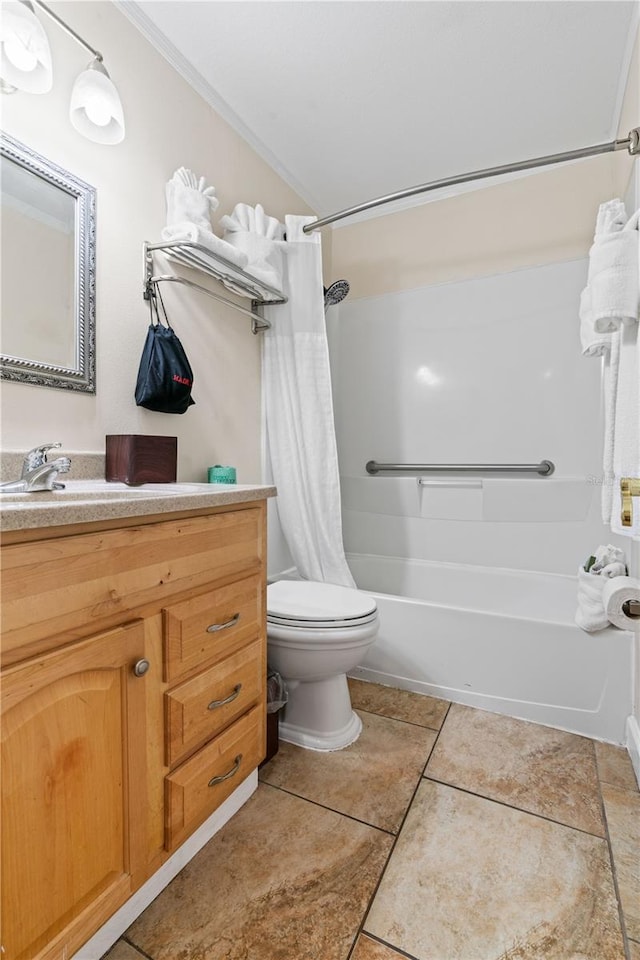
[1,620,149,960]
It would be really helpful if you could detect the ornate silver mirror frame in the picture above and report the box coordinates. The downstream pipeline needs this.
[0,133,96,393]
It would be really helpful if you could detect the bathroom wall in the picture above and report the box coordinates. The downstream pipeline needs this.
[330,25,638,301]
[0,1,315,483]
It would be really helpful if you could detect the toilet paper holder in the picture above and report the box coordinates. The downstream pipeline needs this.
[623,599,640,619]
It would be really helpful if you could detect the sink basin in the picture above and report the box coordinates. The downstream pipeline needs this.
[0,481,212,503]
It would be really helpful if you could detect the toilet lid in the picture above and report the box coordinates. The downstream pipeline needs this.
[267,580,377,624]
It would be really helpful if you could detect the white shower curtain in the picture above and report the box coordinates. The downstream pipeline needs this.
[263,215,355,587]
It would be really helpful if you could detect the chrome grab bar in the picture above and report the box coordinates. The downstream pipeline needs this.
[366,460,555,476]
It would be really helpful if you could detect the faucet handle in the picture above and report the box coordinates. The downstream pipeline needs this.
[21,442,62,476]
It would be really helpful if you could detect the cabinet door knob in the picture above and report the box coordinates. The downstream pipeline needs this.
[133,658,150,677]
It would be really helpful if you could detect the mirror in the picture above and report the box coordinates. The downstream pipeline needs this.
[0,133,96,393]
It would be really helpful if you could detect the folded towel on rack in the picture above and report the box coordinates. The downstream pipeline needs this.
[165,167,219,232]
[220,202,284,240]
[160,223,249,272]
[219,203,285,292]
[588,199,639,333]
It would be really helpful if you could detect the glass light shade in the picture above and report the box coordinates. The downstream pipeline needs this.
[0,0,52,93]
[69,60,125,145]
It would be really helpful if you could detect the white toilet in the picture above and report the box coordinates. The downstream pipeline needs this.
[266,579,379,751]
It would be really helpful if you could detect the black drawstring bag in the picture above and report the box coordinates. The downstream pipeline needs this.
[135,285,195,414]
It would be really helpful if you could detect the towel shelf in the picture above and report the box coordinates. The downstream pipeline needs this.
[143,240,287,334]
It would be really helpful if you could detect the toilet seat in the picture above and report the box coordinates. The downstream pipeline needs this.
[267,580,377,630]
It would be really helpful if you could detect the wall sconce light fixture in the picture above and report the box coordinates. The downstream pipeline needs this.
[0,0,125,144]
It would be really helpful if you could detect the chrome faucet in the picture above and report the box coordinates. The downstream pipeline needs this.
[20,442,63,477]
[0,443,72,493]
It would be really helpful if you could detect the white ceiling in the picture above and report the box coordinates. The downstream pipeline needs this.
[124,1,638,220]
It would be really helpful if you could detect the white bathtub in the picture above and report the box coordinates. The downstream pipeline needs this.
[347,553,633,743]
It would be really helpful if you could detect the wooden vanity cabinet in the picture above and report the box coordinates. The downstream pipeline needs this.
[0,499,268,960]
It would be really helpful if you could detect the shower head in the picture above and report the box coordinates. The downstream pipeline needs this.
[324,279,350,309]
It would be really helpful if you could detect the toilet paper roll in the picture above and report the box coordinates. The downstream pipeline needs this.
[602,576,640,631]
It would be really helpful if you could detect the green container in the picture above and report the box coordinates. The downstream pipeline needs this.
[208,465,236,484]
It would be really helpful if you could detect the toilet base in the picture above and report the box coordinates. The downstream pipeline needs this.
[278,673,362,751]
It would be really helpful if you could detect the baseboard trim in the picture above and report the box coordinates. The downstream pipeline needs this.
[626,714,640,788]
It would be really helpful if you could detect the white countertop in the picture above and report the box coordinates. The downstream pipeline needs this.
[0,480,276,532]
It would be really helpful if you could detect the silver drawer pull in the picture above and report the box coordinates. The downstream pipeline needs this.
[208,754,242,787]
[206,613,240,633]
[207,683,242,711]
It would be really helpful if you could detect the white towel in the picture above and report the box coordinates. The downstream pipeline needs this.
[161,222,249,272]
[581,200,638,524]
[219,203,285,292]
[590,543,626,572]
[595,198,628,236]
[220,202,284,240]
[579,263,620,523]
[609,209,640,538]
[590,230,639,332]
[588,200,639,332]
[575,567,611,632]
[165,167,219,232]
[610,306,640,538]
[579,286,611,357]
[575,544,627,631]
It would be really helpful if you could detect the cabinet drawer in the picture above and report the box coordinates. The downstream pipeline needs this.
[163,574,263,682]
[1,505,265,664]
[165,639,264,767]
[165,704,265,851]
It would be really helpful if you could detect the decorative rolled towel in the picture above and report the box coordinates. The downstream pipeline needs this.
[598,561,627,579]
[575,544,628,632]
[575,567,610,632]
[590,543,626,572]
[595,198,628,236]
[166,167,219,231]
[219,203,285,292]
[588,199,639,333]
[579,286,611,357]
[160,222,249,272]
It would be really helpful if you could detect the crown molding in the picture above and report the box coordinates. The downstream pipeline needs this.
[115,0,323,214]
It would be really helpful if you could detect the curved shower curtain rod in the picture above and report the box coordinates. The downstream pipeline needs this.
[302,127,640,233]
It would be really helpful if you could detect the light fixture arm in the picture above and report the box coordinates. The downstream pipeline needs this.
[24,0,103,62]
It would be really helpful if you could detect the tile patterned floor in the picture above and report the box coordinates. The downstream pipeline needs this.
[105,680,640,960]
